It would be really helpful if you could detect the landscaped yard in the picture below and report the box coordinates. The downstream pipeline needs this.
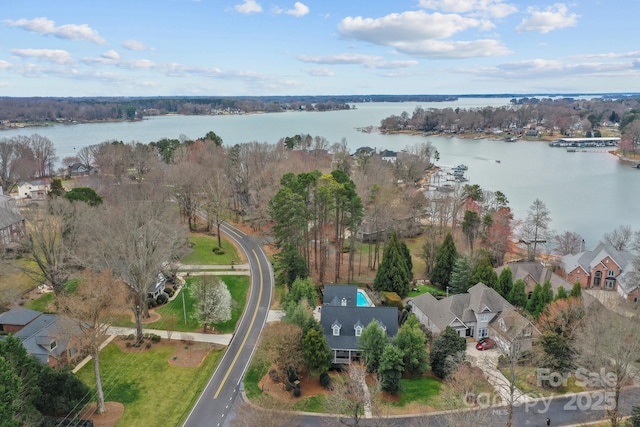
[113,275,249,334]
[407,284,446,298]
[181,234,242,265]
[499,366,585,397]
[76,341,223,427]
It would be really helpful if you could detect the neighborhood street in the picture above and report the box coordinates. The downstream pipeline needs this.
[181,222,273,427]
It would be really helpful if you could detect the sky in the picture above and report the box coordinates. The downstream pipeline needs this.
[1,0,639,97]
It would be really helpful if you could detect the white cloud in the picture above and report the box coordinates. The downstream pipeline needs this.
[304,67,333,76]
[418,0,518,19]
[395,38,510,58]
[11,48,73,64]
[337,11,509,59]
[235,0,262,14]
[4,17,105,44]
[297,53,417,69]
[571,51,640,60]
[338,11,483,44]
[101,50,120,60]
[0,60,11,70]
[286,2,309,17]
[123,39,149,51]
[516,3,579,33]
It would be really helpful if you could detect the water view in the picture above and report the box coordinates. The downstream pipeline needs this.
[2,98,638,247]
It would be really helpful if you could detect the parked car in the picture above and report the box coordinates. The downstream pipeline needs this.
[476,337,496,351]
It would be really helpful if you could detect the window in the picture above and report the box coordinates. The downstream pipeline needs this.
[355,326,362,337]
[332,325,341,336]
[481,314,489,323]
[341,298,347,306]
[49,341,57,351]
[478,328,488,338]
[608,270,615,277]
[606,279,615,289]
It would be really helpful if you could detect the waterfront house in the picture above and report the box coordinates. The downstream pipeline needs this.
[560,243,639,301]
[0,194,25,248]
[411,283,539,353]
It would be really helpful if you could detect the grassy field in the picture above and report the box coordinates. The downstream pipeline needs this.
[407,284,446,298]
[25,292,56,312]
[391,376,442,407]
[181,234,241,265]
[76,342,223,427]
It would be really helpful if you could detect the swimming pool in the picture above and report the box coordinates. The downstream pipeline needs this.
[357,289,373,307]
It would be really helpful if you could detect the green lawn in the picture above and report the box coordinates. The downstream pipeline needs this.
[181,234,241,265]
[25,292,56,313]
[392,376,442,407]
[142,275,250,334]
[407,284,446,298]
[76,342,223,427]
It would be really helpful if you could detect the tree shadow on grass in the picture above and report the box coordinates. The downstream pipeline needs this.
[110,381,141,405]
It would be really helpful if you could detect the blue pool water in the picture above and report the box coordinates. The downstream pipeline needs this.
[357,290,371,307]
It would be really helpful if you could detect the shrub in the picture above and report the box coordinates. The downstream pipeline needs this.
[156,294,169,305]
[212,246,226,255]
[383,291,403,309]
[147,298,158,308]
[319,372,333,390]
[146,342,152,349]
[164,287,175,297]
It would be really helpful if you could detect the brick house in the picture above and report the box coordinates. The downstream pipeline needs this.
[560,243,639,302]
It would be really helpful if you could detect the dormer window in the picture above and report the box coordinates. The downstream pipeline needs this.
[355,326,363,337]
[49,341,57,351]
[481,314,489,323]
[332,321,342,336]
[341,298,347,306]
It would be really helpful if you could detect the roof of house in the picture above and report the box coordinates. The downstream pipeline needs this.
[0,206,25,230]
[495,261,573,293]
[323,284,358,306]
[0,307,42,326]
[320,304,398,351]
[0,307,81,364]
[411,283,514,331]
[561,243,634,274]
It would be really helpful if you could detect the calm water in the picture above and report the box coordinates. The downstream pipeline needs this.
[2,99,638,247]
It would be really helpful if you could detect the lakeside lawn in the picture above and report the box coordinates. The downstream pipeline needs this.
[76,342,223,427]
[181,234,241,265]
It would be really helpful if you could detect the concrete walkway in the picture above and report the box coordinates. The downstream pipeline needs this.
[106,326,233,345]
[466,342,532,405]
[176,263,250,276]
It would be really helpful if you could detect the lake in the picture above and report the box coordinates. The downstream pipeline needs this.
[2,99,638,248]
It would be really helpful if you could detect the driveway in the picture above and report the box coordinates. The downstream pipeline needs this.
[466,341,532,405]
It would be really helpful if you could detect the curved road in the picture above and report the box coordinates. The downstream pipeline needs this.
[182,222,273,427]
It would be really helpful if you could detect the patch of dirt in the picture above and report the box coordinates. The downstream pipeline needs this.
[258,367,331,401]
[78,401,124,427]
[112,335,221,368]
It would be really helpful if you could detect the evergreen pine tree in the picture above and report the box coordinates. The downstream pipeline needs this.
[496,267,513,298]
[508,279,528,308]
[570,282,582,298]
[527,283,545,317]
[471,250,498,289]
[431,232,457,288]
[449,255,473,294]
[555,286,568,300]
[373,231,410,297]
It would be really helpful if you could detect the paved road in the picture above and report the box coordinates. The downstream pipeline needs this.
[182,222,273,427]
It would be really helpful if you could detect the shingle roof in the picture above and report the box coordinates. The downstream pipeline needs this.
[323,284,358,306]
[561,243,634,274]
[321,305,398,351]
[0,307,41,326]
[0,206,24,230]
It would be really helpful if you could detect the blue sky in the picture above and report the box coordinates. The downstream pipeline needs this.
[1,0,639,97]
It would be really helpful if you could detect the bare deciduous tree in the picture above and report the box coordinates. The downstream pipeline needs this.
[323,362,379,427]
[58,269,128,414]
[602,225,634,251]
[80,196,187,343]
[576,304,640,427]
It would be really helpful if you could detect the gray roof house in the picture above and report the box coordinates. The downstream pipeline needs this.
[320,285,398,364]
[560,243,638,301]
[411,283,539,353]
[495,261,573,297]
[0,307,83,367]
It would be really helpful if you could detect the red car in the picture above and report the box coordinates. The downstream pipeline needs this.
[476,338,496,351]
